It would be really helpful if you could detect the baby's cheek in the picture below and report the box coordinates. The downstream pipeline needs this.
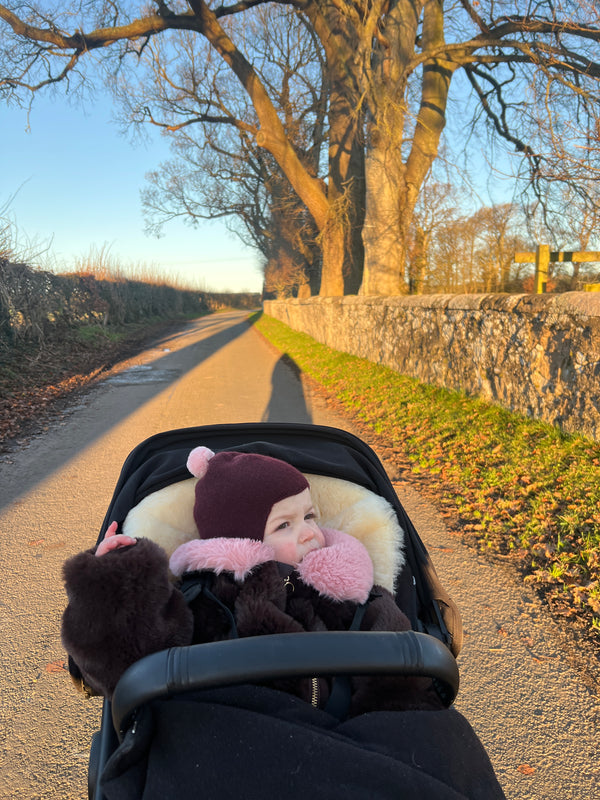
[270,541,296,563]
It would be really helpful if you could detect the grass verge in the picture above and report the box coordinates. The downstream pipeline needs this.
[251,312,600,642]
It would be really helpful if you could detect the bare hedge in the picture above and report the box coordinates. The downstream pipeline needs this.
[0,260,259,351]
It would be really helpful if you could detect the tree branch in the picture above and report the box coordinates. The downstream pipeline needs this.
[0,5,174,51]
[464,63,543,176]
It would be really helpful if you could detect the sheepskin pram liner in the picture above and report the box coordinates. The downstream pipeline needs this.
[83,423,504,799]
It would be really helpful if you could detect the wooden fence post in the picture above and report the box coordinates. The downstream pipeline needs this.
[535,244,550,294]
[515,246,600,293]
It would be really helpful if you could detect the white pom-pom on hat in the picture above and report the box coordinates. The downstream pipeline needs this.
[187,446,215,478]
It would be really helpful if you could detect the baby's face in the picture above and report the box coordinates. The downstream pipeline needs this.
[263,488,325,566]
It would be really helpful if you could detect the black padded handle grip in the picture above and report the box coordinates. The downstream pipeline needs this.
[111,630,459,737]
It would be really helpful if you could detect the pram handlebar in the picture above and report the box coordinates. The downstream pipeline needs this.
[111,630,459,737]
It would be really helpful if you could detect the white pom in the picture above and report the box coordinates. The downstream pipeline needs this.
[186,446,215,478]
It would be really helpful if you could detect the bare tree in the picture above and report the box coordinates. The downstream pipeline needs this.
[468,204,522,292]
[138,6,324,295]
[1,1,600,295]
[406,181,457,293]
[422,202,530,294]
[426,212,478,293]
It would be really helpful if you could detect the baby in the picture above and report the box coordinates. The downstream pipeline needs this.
[97,447,328,570]
[97,483,323,564]
[62,448,442,714]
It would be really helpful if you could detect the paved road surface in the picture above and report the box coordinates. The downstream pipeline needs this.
[0,311,598,799]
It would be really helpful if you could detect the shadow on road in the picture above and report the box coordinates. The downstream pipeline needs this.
[262,355,312,423]
[0,315,251,511]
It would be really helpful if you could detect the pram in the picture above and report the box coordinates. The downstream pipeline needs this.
[69,422,505,799]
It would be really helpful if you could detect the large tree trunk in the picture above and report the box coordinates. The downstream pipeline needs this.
[320,79,365,295]
[361,124,410,295]
[361,0,454,295]
[318,222,346,294]
[309,2,366,295]
[409,227,430,294]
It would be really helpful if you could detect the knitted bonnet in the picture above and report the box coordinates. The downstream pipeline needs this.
[187,446,309,541]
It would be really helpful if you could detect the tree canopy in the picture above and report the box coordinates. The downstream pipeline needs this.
[1,1,599,296]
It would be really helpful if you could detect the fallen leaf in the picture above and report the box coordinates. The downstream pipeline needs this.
[517,764,536,775]
[45,660,67,673]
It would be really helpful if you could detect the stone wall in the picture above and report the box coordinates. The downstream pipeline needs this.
[264,293,600,441]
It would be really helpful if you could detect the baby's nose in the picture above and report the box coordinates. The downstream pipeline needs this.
[300,523,315,540]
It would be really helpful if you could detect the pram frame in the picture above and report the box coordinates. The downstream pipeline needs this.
[80,422,462,800]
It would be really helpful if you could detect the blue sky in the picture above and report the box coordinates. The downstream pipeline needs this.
[2,93,263,293]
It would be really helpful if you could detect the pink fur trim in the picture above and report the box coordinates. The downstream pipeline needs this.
[297,528,374,604]
[170,537,275,581]
[186,446,215,478]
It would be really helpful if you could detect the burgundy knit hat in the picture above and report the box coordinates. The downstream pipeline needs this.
[187,447,309,541]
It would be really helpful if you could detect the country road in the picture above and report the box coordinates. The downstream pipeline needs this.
[0,310,598,800]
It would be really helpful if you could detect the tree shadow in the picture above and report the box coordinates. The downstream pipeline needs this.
[262,354,312,423]
[0,314,251,511]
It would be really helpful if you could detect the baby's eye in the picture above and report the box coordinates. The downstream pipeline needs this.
[276,521,290,530]
[305,512,317,521]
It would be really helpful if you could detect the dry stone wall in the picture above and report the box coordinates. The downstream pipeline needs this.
[264,293,600,441]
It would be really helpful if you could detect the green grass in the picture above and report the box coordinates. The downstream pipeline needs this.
[76,324,123,345]
[251,312,600,638]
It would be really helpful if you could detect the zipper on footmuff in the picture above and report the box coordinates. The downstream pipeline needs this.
[311,678,320,707]
[282,572,319,708]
